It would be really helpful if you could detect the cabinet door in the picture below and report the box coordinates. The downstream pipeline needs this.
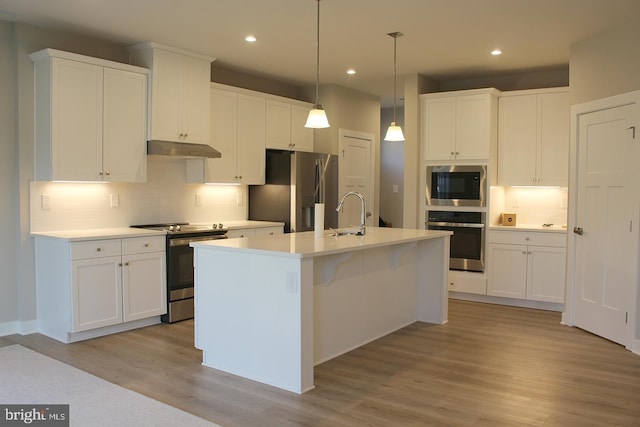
[103,68,147,183]
[180,54,211,144]
[149,48,182,142]
[291,104,314,152]
[197,88,238,183]
[266,100,292,150]
[71,256,122,332]
[487,243,527,299]
[51,58,103,181]
[498,95,538,185]
[538,91,569,186]
[526,246,566,303]
[455,94,491,160]
[422,97,456,160]
[122,252,167,322]
[237,94,266,184]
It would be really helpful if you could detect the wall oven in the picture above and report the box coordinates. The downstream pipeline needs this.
[426,165,487,207]
[427,211,485,273]
[132,223,227,323]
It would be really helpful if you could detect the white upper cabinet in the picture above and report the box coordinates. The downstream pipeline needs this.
[421,88,498,161]
[30,49,148,182]
[128,42,214,145]
[266,99,314,152]
[186,85,265,184]
[498,88,570,186]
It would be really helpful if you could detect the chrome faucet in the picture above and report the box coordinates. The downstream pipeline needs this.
[336,191,366,235]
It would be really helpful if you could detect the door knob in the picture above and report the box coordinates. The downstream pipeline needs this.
[573,227,584,235]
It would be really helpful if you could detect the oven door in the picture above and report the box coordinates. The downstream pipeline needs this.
[428,223,485,272]
[167,234,227,301]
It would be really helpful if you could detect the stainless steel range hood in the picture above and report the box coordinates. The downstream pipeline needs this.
[147,140,222,158]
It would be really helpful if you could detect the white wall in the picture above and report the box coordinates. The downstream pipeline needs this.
[570,16,640,105]
[380,107,404,228]
[0,20,18,328]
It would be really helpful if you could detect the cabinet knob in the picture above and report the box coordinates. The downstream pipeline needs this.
[455,151,459,155]
[105,171,110,176]
[144,243,149,247]
[184,133,188,138]
[96,247,102,252]
[525,237,530,241]
[522,251,527,255]
[450,151,455,155]
[118,262,122,267]
[125,262,130,266]
[99,171,104,176]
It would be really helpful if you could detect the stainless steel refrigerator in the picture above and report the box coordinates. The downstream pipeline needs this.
[249,149,338,233]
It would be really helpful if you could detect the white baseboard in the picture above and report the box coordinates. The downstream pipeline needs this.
[0,319,38,337]
[449,291,564,312]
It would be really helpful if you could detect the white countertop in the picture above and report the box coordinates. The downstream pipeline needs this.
[31,227,166,241]
[191,227,452,259]
[220,220,285,230]
[489,224,568,233]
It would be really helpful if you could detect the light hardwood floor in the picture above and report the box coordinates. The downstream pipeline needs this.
[3,300,640,426]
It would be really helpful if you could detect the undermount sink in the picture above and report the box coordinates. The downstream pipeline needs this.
[329,228,363,237]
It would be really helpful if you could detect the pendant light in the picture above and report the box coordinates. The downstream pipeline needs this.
[305,0,330,128]
[384,31,405,141]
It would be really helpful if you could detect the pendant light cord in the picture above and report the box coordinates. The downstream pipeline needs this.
[315,0,320,106]
[393,34,397,123]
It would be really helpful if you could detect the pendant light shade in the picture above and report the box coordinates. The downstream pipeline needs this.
[384,32,404,142]
[305,0,330,128]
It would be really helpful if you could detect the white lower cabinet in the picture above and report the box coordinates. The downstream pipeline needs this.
[487,230,566,303]
[36,235,166,342]
[227,226,284,239]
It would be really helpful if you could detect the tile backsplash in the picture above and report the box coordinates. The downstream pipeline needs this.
[489,186,568,227]
[30,157,247,232]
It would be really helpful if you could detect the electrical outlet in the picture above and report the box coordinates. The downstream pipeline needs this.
[286,272,298,293]
[110,193,119,208]
[512,198,519,208]
[237,193,243,206]
[195,193,202,207]
[41,194,51,210]
[393,184,399,193]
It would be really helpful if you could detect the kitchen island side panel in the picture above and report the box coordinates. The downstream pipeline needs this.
[193,248,314,394]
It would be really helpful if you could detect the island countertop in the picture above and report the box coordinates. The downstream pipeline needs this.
[191,227,452,259]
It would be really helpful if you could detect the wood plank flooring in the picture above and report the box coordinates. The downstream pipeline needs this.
[3,300,640,426]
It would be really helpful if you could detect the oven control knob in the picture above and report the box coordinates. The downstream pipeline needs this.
[218,223,224,229]
[212,224,218,229]
[168,225,174,232]
[175,224,181,231]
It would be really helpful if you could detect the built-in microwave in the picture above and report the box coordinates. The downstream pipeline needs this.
[426,165,487,207]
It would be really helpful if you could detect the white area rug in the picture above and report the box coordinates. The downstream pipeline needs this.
[0,345,220,427]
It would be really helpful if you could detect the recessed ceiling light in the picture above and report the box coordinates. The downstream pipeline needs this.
[346,68,356,75]
[245,35,257,43]
[491,49,502,56]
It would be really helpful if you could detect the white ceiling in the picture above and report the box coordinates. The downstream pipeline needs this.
[2,0,639,104]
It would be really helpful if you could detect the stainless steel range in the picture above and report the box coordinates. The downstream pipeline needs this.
[131,222,228,323]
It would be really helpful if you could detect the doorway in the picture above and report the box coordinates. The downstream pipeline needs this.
[564,91,640,349]
[337,129,375,229]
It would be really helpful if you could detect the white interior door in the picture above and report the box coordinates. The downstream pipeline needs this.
[338,130,375,229]
[573,102,638,346]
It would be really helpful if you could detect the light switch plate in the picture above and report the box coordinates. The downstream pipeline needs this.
[110,193,119,208]
[195,193,202,207]
[41,194,51,210]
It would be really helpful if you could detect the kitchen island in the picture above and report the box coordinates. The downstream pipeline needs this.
[191,227,451,393]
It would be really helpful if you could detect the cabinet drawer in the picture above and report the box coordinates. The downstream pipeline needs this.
[488,230,566,247]
[255,226,283,237]
[72,239,121,260]
[227,229,255,239]
[122,236,165,255]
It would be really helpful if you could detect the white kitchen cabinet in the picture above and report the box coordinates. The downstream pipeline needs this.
[227,225,284,239]
[186,85,266,184]
[128,42,214,145]
[421,88,499,161]
[487,230,566,303]
[266,99,314,152]
[30,49,148,182]
[35,234,166,343]
[498,88,570,186]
